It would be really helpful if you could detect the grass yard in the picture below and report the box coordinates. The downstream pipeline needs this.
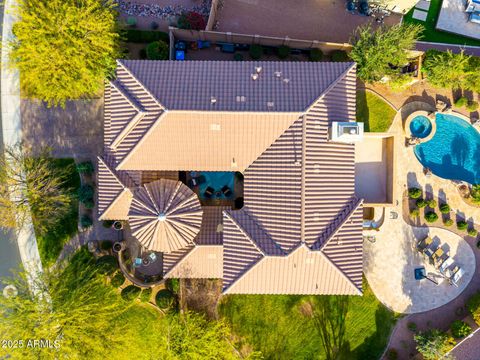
[35,158,80,266]
[218,279,398,360]
[356,90,396,132]
[403,0,480,46]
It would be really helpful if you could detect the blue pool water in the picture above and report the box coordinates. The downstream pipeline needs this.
[414,113,480,184]
[410,115,432,138]
[193,171,235,200]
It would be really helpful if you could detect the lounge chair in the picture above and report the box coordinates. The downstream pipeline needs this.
[221,185,232,197]
[417,236,433,251]
[451,267,465,287]
[439,257,454,274]
[149,253,157,262]
[204,186,214,198]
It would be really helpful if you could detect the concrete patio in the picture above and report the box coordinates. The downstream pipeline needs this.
[437,0,480,40]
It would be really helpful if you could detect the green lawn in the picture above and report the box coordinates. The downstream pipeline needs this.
[403,0,480,46]
[356,91,396,132]
[218,280,398,360]
[35,158,81,266]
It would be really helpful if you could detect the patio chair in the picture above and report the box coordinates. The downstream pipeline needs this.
[451,267,465,287]
[133,258,142,268]
[148,253,157,263]
[204,186,214,198]
[439,257,454,274]
[221,185,233,197]
[188,178,198,188]
[417,236,433,251]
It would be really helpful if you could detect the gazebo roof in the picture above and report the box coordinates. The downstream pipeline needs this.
[128,179,203,253]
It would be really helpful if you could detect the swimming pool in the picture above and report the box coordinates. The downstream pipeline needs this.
[414,113,480,184]
[410,115,432,138]
[191,171,235,200]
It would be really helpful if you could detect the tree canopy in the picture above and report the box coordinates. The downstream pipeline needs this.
[0,143,72,235]
[349,24,423,83]
[422,50,480,92]
[10,0,122,106]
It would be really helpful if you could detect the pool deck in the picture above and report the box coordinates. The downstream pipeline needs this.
[437,0,480,41]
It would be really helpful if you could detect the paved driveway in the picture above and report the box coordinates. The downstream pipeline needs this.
[216,0,401,43]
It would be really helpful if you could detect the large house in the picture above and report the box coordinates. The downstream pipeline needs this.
[98,60,366,295]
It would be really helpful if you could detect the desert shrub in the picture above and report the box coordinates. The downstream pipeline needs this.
[407,321,417,332]
[102,220,114,228]
[100,241,113,251]
[121,285,141,301]
[427,199,437,208]
[457,220,468,230]
[467,100,479,112]
[110,272,125,287]
[96,255,118,275]
[410,209,420,218]
[76,161,94,174]
[140,288,152,302]
[414,329,455,359]
[309,48,323,62]
[233,53,244,61]
[80,215,93,228]
[468,228,478,237]
[249,45,263,60]
[177,11,206,30]
[146,40,169,60]
[416,198,427,208]
[78,184,94,203]
[330,50,349,62]
[277,46,290,59]
[155,289,174,309]
[468,292,480,324]
[386,348,398,360]
[439,203,450,214]
[408,187,422,199]
[443,219,453,226]
[472,184,480,203]
[450,320,472,338]
[454,96,468,108]
[166,278,180,294]
[424,211,438,223]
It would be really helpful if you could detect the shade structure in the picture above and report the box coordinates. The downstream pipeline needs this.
[128,179,203,253]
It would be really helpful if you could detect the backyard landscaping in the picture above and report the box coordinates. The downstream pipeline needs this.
[356,90,396,132]
[218,279,397,359]
[35,158,80,266]
[403,0,480,46]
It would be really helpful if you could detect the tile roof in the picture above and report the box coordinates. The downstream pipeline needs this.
[117,60,354,112]
[164,245,223,279]
[101,60,364,295]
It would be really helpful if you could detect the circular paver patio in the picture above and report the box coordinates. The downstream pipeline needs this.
[364,226,475,314]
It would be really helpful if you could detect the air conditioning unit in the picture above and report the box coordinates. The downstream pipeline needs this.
[330,121,364,143]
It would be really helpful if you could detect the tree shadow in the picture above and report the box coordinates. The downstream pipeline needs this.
[407,171,421,190]
[357,89,370,132]
[401,90,436,109]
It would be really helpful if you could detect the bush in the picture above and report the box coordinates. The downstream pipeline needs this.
[454,96,468,108]
[102,220,114,228]
[76,161,94,174]
[249,45,263,60]
[410,209,420,218]
[78,184,94,203]
[408,187,422,199]
[439,203,450,214]
[309,48,323,62]
[140,288,152,302]
[146,40,169,60]
[467,100,479,112]
[443,219,453,227]
[125,30,169,44]
[416,198,427,208]
[331,50,349,62]
[414,329,455,359]
[424,211,438,223]
[177,11,206,30]
[407,321,417,332]
[468,228,478,237]
[80,215,93,228]
[96,255,118,275]
[386,348,398,360]
[468,292,480,324]
[150,21,159,30]
[100,241,113,251]
[233,53,244,61]
[110,272,125,287]
[427,199,437,208]
[451,320,472,338]
[121,285,141,301]
[277,46,290,59]
[155,289,174,309]
[166,278,180,294]
[457,220,468,230]
[82,199,94,209]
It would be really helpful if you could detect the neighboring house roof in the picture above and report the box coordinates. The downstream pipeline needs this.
[100,60,364,295]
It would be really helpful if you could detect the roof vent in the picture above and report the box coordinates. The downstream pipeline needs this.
[251,73,259,81]
[207,253,217,259]
[305,258,314,264]
[210,97,217,104]
[283,78,290,84]
[314,120,321,129]
[267,101,274,109]
[313,164,320,173]
[216,224,224,233]
[294,160,301,166]
[210,123,221,131]
[231,157,238,168]
[274,71,282,78]
[236,96,246,102]
[314,213,321,222]
[255,66,263,74]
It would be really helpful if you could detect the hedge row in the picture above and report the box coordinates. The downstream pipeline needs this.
[125,30,169,44]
